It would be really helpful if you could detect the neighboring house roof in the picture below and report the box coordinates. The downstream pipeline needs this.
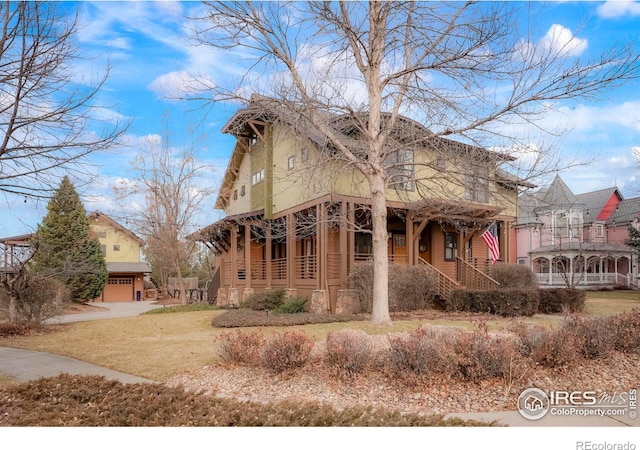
[106,262,152,274]
[517,177,577,225]
[575,187,622,222]
[608,197,640,226]
[0,233,33,246]
[88,211,144,245]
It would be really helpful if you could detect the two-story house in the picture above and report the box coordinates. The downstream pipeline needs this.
[194,95,530,310]
[1,212,151,302]
[515,175,638,288]
[88,211,151,302]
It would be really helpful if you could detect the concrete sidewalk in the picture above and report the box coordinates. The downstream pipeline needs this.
[446,409,637,427]
[0,346,155,384]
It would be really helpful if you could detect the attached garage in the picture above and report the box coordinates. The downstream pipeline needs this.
[103,277,135,302]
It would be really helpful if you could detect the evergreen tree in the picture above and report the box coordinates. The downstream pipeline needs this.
[31,176,107,303]
[626,223,640,255]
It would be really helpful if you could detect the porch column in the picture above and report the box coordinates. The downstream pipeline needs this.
[230,226,238,288]
[339,201,348,286]
[317,203,327,290]
[244,224,252,288]
[287,213,295,288]
[548,256,552,286]
[406,212,414,265]
[347,202,355,274]
[265,224,272,288]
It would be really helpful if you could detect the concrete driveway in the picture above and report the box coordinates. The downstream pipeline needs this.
[1,300,165,384]
[47,299,165,324]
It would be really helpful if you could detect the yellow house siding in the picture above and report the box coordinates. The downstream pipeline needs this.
[90,223,141,263]
[271,124,332,214]
[226,148,252,216]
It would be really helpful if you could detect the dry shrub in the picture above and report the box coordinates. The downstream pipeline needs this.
[325,329,372,376]
[0,276,69,324]
[215,330,266,366]
[533,326,581,367]
[563,315,615,359]
[447,289,539,317]
[387,326,455,377]
[211,308,354,328]
[537,288,585,314]
[490,263,538,289]
[347,263,438,313]
[608,309,640,354]
[261,330,315,373]
[241,288,286,311]
[449,322,520,383]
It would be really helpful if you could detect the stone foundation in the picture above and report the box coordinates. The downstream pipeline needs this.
[216,288,228,308]
[335,289,360,314]
[309,290,329,314]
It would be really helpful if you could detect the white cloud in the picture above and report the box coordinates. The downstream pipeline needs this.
[597,1,640,19]
[540,24,588,57]
[148,71,216,99]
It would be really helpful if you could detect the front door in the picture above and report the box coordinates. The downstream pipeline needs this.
[390,233,407,264]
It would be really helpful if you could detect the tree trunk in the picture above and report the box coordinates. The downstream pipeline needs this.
[370,174,391,325]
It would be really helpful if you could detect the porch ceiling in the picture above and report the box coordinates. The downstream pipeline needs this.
[407,198,503,223]
[529,242,633,256]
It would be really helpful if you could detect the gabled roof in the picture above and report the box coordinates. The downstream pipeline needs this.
[608,197,640,225]
[575,187,622,222]
[88,211,144,245]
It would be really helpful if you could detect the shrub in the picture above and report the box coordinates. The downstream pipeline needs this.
[530,325,583,367]
[446,289,539,317]
[449,321,519,382]
[490,264,538,289]
[211,309,355,328]
[387,326,454,377]
[608,309,640,354]
[0,276,70,324]
[215,330,266,366]
[272,296,308,314]
[537,288,585,314]
[241,288,286,311]
[261,330,315,373]
[325,329,371,376]
[563,315,615,359]
[347,263,438,313]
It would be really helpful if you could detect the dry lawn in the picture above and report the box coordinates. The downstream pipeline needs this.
[0,293,637,383]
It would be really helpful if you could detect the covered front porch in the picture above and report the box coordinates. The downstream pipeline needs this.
[195,196,513,310]
[530,243,635,289]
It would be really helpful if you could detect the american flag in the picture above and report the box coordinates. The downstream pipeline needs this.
[481,221,500,265]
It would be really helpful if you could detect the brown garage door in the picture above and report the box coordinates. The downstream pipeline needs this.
[103,277,134,302]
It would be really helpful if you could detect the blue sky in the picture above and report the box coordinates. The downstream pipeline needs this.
[1,0,640,238]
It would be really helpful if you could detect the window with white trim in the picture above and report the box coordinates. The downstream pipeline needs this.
[252,168,265,185]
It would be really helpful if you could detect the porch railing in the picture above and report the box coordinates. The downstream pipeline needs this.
[456,257,500,291]
[417,257,459,300]
[536,272,630,287]
[295,254,317,280]
[354,253,408,264]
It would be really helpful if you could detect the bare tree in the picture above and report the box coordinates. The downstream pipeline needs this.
[190,1,639,324]
[0,1,128,199]
[116,128,212,305]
